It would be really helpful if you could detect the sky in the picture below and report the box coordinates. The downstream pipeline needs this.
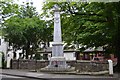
[30,0,44,13]
[14,0,44,14]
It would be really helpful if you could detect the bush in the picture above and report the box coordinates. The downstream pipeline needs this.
[2,61,7,69]
[34,53,42,60]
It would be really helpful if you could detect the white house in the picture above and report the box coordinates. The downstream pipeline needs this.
[64,51,76,60]
[0,36,9,61]
[0,36,15,68]
[38,47,77,61]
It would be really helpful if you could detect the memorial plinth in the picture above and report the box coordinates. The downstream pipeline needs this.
[40,5,74,72]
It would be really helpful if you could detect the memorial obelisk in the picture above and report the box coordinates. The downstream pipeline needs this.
[48,5,68,69]
[41,5,70,71]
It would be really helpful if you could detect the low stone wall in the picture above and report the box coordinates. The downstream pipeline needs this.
[75,60,108,72]
[11,59,49,70]
[11,59,108,72]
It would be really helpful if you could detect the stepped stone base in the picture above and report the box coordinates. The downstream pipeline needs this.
[40,66,75,72]
[40,57,75,72]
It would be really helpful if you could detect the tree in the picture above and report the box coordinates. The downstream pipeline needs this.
[42,2,120,72]
[42,2,108,47]
[0,1,19,25]
[0,1,19,37]
[3,2,52,59]
[112,2,120,72]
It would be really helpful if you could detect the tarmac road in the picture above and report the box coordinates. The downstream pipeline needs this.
[1,74,44,80]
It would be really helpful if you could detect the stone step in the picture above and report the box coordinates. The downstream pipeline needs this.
[40,67,75,72]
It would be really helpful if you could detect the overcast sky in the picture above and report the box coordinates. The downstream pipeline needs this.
[14,0,44,14]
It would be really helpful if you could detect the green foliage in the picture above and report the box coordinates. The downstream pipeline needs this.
[0,1,19,18]
[4,16,44,46]
[42,2,116,50]
[0,30,2,36]
[34,53,42,60]
[3,2,53,59]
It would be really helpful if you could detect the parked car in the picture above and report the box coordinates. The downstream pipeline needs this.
[91,57,117,66]
[91,57,105,63]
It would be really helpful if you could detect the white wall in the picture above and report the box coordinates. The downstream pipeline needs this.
[7,50,13,68]
[0,36,9,61]
[16,49,22,59]
[64,52,76,60]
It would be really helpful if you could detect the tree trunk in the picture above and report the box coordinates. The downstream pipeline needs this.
[25,42,30,59]
[13,48,16,59]
[114,2,120,72]
[114,49,120,72]
[47,41,50,47]
[114,19,120,72]
[22,47,25,59]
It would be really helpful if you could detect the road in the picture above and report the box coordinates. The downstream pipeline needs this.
[0,74,119,80]
[1,74,43,80]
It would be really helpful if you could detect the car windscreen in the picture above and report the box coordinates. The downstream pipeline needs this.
[94,58,99,60]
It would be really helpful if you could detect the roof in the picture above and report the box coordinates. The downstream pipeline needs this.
[37,50,79,53]
[83,47,104,52]
[40,47,79,51]
[37,47,79,54]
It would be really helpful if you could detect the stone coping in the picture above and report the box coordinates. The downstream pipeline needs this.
[38,70,109,76]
